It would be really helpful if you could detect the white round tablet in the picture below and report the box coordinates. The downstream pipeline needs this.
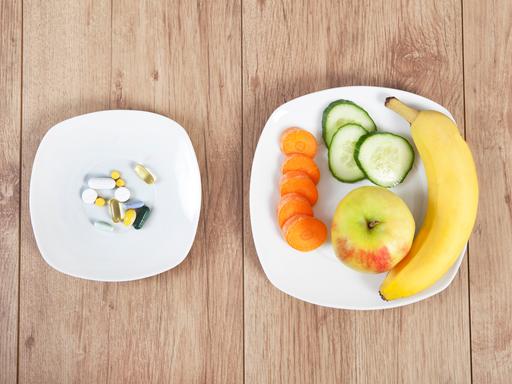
[81,188,98,204]
[114,187,131,202]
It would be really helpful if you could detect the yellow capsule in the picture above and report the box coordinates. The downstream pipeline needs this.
[111,170,121,180]
[109,199,122,223]
[123,209,137,226]
[115,178,125,187]
[95,197,106,207]
[134,163,156,184]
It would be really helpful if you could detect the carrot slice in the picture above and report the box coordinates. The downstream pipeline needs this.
[282,215,327,252]
[282,154,320,184]
[277,193,313,227]
[280,127,317,157]
[279,171,318,205]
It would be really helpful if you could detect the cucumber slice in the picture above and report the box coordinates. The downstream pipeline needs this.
[322,100,376,147]
[355,132,415,187]
[328,123,368,182]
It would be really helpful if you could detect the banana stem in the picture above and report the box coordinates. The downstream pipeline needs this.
[385,97,419,124]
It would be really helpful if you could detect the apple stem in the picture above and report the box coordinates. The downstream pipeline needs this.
[367,220,379,229]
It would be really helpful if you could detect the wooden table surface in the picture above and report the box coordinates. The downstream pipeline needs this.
[1,1,510,383]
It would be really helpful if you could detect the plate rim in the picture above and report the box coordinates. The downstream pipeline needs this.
[29,109,202,282]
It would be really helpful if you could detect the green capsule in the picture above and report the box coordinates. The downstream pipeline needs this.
[93,221,114,232]
[133,206,151,230]
[109,199,122,223]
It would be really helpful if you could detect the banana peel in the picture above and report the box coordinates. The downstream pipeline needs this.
[379,97,478,300]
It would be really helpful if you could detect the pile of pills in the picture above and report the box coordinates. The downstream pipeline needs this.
[81,163,156,232]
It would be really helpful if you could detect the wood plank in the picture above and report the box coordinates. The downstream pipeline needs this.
[20,1,112,383]
[108,1,242,382]
[463,1,512,382]
[242,1,470,382]
[0,0,21,382]
[20,0,242,382]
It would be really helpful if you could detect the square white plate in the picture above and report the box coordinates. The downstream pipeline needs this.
[30,110,201,281]
[250,86,465,310]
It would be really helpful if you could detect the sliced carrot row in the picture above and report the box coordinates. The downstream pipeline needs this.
[277,128,327,252]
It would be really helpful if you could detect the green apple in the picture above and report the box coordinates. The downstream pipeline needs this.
[331,186,415,273]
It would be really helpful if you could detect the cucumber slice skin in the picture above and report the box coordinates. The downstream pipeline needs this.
[328,123,368,183]
[322,99,377,147]
[354,132,415,188]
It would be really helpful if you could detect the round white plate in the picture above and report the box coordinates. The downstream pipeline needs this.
[250,86,466,310]
[30,110,202,281]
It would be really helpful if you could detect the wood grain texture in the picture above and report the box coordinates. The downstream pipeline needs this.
[19,0,242,383]
[20,1,112,383]
[242,1,470,383]
[0,1,21,383]
[108,0,242,382]
[6,0,510,382]
[464,0,512,382]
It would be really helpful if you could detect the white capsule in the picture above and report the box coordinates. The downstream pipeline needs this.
[123,199,145,209]
[81,188,98,204]
[88,177,115,190]
[93,221,114,232]
[114,187,131,202]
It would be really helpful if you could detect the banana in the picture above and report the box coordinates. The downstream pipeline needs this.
[379,97,478,300]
